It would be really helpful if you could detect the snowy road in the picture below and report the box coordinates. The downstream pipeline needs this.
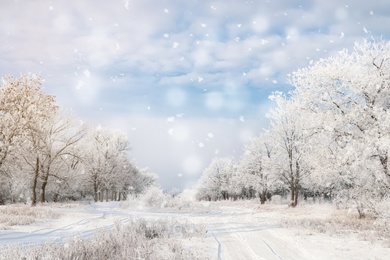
[0,202,389,260]
[204,207,303,260]
[202,206,390,260]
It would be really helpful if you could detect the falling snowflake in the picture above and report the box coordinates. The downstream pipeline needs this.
[173,42,179,48]
[83,69,91,78]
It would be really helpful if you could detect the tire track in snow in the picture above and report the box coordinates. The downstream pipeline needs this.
[0,215,104,242]
[205,207,285,260]
[211,230,222,260]
[261,239,283,260]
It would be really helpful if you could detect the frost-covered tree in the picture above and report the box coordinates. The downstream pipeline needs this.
[129,167,158,195]
[196,157,235,201]
[289,39,390,216]
[267,92,316,207]
[0,74,59,206]
[0,73,54,170]
[37,112,86,203]
[81,126,130,202]
[238,132,281,204]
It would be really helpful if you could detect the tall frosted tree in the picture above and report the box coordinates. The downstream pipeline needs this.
[0,73,58,206]
[37,112,86,203]
[289,40,390,216]
[267,92,316,207]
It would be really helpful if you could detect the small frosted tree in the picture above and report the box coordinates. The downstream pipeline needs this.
[81,126,130,202]
[196,157,235,201]
[238,132,280,204]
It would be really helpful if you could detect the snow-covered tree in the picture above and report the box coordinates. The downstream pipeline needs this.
[37,112,86,203]
[81,126,130,202]
[129,167,158,195]
[267,92,316,207]
[289,39,390,216]
[196,157,235,201]
[238,132,281,204]
[0,73,59,206]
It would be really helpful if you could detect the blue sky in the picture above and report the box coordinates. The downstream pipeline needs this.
[1,0,389,189]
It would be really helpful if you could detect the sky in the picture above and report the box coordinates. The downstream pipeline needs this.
[1,0,390,190]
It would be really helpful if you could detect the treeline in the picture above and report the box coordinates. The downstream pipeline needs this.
[0,74,156,206]
[196,40,390,218]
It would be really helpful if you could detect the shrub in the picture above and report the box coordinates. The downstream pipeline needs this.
[142,186,166,208]
[374,196,390,239]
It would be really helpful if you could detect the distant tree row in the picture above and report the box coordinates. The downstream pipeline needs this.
[0,73,156,206]
[196,40,390,217]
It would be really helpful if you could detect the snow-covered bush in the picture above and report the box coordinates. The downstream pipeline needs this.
[142,186,167,208]
[166,189,197,209]
[374,196,390,238]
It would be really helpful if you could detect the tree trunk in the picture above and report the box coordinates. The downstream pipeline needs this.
[40,157,51,204]
[289,147,295,207]
[380,155,388,176]
[53,193,59,202]
[94,186,98,202]
[40,180,47,203]
[31,157,39,207]
[93,174,98,202]
[260,190,266,204]
[105,188,108,202]
[290,180,295,207]
[294,160,300,207]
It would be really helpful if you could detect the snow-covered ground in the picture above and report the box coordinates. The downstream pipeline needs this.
[0,201,389,259]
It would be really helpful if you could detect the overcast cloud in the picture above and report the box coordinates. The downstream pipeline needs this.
[1,0,389,189]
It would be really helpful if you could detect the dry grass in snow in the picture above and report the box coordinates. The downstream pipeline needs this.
[0,204,61,228]
[0,217,208,260]
[264,202,390,246]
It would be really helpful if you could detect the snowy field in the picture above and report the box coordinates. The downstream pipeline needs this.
[0,201,389,259]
